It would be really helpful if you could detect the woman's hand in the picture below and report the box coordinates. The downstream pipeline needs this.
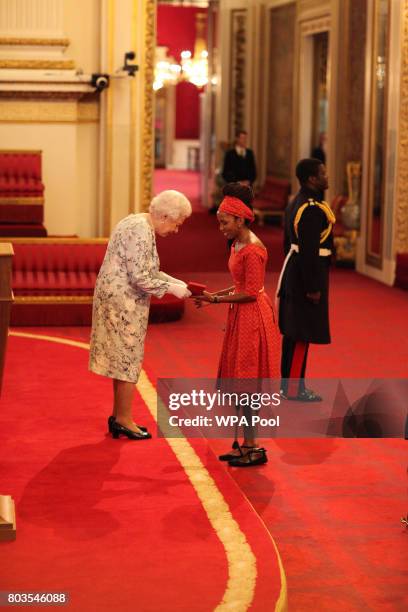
[194,290,214,308]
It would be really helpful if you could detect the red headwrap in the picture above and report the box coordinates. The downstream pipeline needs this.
[218,196,255,222]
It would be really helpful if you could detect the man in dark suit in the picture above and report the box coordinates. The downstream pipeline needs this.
[278,158,335,401]
[222,130,257,186]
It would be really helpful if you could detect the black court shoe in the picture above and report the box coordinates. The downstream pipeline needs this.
[108,416,147,433]
[111,421,152,440]
[228,447,268,468]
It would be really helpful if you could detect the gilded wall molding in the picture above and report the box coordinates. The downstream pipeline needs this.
[0,59,75,70]
[300,16,331,35]
[0,99,76,122]
[0,99,98,123]
[0,37,69,47]
[298,0,331,18]
[395,0,408,253]
[140,0,156,212]
[0,92,92,101]
[229,9,247,141]
[14,296,93,305]
[103,0,115,236]
[0,197,44,205]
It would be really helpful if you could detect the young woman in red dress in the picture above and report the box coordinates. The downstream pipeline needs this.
[195,183,280,466]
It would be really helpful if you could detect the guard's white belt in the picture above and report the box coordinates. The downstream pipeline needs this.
[289,244,332,256]
[275,243,332,299]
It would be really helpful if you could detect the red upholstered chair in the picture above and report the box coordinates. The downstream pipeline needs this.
[253,177,291,225]
[4,238,184,326]
[0,150,46,236]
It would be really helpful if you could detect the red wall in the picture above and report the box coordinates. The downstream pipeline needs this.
[157,6,207,140]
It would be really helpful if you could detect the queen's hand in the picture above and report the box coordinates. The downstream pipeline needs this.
[167,283,192,299]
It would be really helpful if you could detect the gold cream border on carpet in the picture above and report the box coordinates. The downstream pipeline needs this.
[9,331,287,611]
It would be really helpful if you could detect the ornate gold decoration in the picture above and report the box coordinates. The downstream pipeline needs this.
[300,16,331,36]
[346,162,362,204]
[14,296,93,305]
[0,38,70,47]
[0,149,41,154]
[395,0,408,253]
[129,0,138,214]
[229,9,247,141]
[365,0,390,267]
[0,197,44,206]
[0,100,78,123]
[0,243,14,256]
[103,0,115,236]
[298,0,331,18]
[334,230,358,263]
[140,0,156,213]
[0,59,75,70]
[0,92,92,102]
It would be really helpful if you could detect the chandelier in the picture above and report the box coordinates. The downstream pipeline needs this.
[154,12,208,90]
[180,48,208,88]
[153,46,181,91]
[180,13,208,88]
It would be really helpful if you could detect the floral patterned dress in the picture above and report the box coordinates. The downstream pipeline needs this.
[217,243,280,379]
[89,214,169,383]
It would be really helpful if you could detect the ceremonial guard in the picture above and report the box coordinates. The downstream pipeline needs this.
[277,158,335,400]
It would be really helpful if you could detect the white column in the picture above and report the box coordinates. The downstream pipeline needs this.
[0,0,64,38]
[99,0,155,236]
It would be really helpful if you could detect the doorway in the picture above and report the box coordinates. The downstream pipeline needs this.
[154,0,218,211]
[297,22,330,173]
[311,31,329,165]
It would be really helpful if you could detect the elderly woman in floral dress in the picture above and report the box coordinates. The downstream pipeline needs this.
[89,190,192,440]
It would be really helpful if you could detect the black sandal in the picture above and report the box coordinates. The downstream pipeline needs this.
[218,440,243,461]
[280,389,322,402]
[228,447,268,467]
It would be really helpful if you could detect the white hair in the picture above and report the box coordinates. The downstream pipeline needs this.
[149,190,192,221]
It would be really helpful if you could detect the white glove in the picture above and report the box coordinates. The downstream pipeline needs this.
[167,282,191,299]
[158,271,187,287]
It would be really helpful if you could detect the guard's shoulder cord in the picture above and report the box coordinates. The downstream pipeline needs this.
[294,198,336,243]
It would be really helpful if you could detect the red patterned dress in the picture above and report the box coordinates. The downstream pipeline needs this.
[217,243,280,379]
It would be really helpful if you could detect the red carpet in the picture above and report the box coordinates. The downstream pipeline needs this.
[222,437,408,611]
[0,334,285,611]
[154,170,203,212]
[7,264,408,609]
[2,195,408,609]
[141,273,408,610]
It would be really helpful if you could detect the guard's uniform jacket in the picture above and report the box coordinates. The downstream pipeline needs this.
[278,187,335,344]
